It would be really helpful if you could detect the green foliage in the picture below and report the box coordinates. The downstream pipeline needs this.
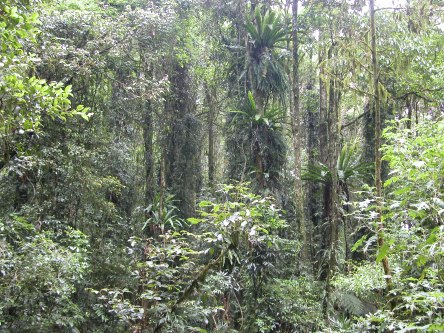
[333,262,386,299]
[93,183,289,332]
[0,216,89,331]
[303,142,371,184]
[194,183,295,332]
[230,91,284,130]
[382,118,444,228]
[378,8,444,103]
[243,6,289,102]
[2,1,443,332]
[346,117,444,331]
[245,7,289,50]
[226,94,286,190]
[0,1,89,147]
[261,277,324,332]
[195,183,287,254]
[143,193,184,232]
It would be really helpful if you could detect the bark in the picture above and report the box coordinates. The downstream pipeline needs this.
[291,0,308,261]
[143,99,154,208]
[305,82,320,267]
[165,61,201,217]
[204,82,216,188]
[159,150,166,225]
[208,105,215,187]
[253,134,265,189]
[318,44,328,165]
[138,47,155,210]
[317,35,342,315]
[370,0,393,294]
[322,76,340,318]
[316,34,329,274]
[406,96,413,130]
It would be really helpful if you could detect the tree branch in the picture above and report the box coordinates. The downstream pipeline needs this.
[374,7,405,12]
[153,247,230,333]
[341,109,370,130]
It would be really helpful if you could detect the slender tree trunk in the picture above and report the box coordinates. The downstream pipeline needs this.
[205,82,216,188]
[143,99,154,208]
[139,47,155,211]
[318,44,328,165]
[316,37,329,273]
[208,112,215,187]
[141,63,155,332]
[159,150,166,222]
[362,100,374,184]
[370,0,392,293]
[305,82,319,267]
[291,0,308,261]
[406,96,413,130]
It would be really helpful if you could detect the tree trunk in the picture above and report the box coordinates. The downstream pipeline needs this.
[322,76,341,318]
[370,0,392,293]
[291,0,308,261]
[165,61,200,217]
[305,81,320,268]
[205,82,216,188]
[318,42,328,165]
[406,96,413,130]
[143,99,154,208]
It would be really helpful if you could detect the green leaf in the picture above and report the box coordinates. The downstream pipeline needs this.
[192,328,207,333]
[77,112,90,121]
[351,235,367,252]
[376,243,389,263]
[187,217,202,225]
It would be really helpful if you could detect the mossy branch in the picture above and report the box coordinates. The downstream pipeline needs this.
[153,246,230,333]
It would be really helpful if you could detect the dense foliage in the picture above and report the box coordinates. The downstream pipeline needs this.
[1,0,443,332]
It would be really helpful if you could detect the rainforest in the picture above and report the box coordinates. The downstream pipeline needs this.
[1,0,443,332]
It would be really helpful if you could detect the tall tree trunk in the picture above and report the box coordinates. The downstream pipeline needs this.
[316,37,329,274]
[370,0,392,293]
[322,75,341,318]
[205,82,216,188]
[165,61,200,217]
[318,43,328,165]
[362,100,374,183]
[143,99,154,208]
[208,106,215,188]
[291,0,308,261]
[139,48,155,211]
[305,79,320,267]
